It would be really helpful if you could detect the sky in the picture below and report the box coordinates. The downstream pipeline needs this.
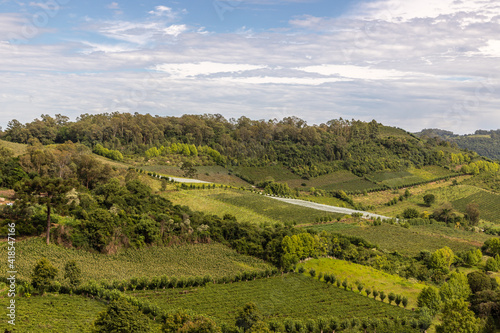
[0,0,499,134]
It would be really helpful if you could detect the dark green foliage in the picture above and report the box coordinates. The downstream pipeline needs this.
[423,194,436,207]
[92,298,151,333]
[162,311,220,333]
[2,113,471,180]
[403,208,420,219]
[235,302,261,332]
[467,271,494,293]
[31,258,58,294]
[64,260,82,288]
[0,147,28,187]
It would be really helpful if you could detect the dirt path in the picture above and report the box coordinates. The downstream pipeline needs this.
[268,196,395,220]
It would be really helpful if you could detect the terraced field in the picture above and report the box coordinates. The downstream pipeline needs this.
[2,238,273,283]
[131,274,416,324]
[452,190,500,224]
[0,294,109,333]
[304,222,481,255]
[299,258,426,308]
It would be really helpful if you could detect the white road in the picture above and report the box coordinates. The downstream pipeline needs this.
[268,196,395,221]
[161,176,212,184]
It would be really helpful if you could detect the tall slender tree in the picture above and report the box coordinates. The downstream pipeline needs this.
[16,176,76,244]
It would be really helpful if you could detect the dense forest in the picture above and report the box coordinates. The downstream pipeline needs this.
[416,128,500,161]
[0,112,476,178]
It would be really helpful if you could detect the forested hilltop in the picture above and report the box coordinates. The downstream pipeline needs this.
[416,128,500,161]
[0,112,483,178]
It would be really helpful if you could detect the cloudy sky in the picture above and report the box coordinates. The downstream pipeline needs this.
[0,0,499,134]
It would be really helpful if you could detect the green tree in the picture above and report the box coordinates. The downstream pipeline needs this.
[402,208,420,219]
[429,246,454,272]
[402,296,409,308]
[467,271,493,293]
[435,299,480,333]
[15,176,76,244]
[423,194,436,207]
[483,238,500,256]
[31,258,58,294]
[379,291,386,302]
[64,260,82,288]
[465,203,480,226]
[236,303,261,332]
[388,292,396,304]
[248,321,270,333]
[93,299,151,333]
[484,258,498,272]
[439,272,471,302]
[417,286,442,316]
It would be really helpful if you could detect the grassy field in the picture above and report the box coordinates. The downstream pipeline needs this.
[167,189,343,225]
[409,166,456,180]
[0,293,110,333]
[352,180,490,220]
[303,222,481,255]
[131,274,415,324]
[209,190,343,224]
[232,165,301,184]
[298,258,426,309]
[1,238,273,283]
[0,139,27,156]
[317,178,379,192]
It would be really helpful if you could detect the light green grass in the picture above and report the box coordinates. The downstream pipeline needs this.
[0,139,27,156]
[1,238,273,283]
[299,258,426,309]
[131,274,415,324]
[209,190,343,224]
[166,189,282,225]
[409,166,456,180]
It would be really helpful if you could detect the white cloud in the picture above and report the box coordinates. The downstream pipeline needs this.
[1,0,500,135]
[107,2,119,10]
[153,62,267,78]
[296,64,425,80]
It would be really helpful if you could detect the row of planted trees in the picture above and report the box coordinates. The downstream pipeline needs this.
[302,267,409,308]
[18,257,280,297]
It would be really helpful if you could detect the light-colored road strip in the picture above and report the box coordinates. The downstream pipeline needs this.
[268,196,395,220]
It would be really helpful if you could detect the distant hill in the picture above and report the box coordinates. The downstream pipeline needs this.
[0,113,482,180]
[415,128,500,161]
